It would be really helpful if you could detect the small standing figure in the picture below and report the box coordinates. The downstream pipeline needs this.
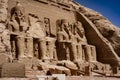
[44,18,51,36]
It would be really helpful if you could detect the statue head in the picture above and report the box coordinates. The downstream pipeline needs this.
[16,1,20,4]
[44,18,49,24]
[61,19,69,27]
[74,21,85,37]
[15,1,22,7]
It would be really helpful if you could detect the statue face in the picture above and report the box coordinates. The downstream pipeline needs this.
[79,27,85,35]
[44,18,49,24]
[63,22,69,27]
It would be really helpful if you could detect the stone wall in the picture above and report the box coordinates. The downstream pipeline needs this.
[8,0,76,36]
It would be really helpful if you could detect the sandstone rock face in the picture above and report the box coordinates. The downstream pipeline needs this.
[0,0,119,77]
[0,0,8,22]
[71,2,120,57]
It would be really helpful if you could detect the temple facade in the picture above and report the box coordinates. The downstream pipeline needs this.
[0,0,120,77]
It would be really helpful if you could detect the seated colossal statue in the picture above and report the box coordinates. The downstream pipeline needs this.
[57,19,97,62]
[57,19,76,61]
[7,1,28,59]
[73,21,97,62]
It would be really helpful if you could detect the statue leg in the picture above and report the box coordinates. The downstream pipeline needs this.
[77,44,83,61]
[26,37,33,58]
[83,45,92,62]
[38,38,48,60]
[11,40,16,59]
[47,40,56,60]
[66,42,70,60]
[70,43,77,62]
[16,36,25,59]
[90,46,97,61]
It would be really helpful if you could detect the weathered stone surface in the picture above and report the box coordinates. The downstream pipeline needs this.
[1,63,25,77]
[57,60,78,70]
[38,62,71,75]
[0,54,11,64]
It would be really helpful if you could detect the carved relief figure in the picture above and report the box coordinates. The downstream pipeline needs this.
[72,21,96,62]
[57,19,75,60]
[44,18,51,36]
[57,19,97,62]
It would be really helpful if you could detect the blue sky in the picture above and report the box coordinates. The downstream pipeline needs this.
[75,0,120,27]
